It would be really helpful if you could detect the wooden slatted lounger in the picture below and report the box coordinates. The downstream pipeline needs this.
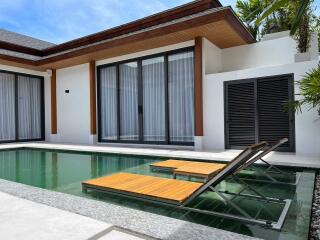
[83,172,203,204]
[82,142,292,230]
[150,138,297,185]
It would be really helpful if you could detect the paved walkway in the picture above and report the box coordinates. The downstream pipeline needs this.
[0,192,146,240]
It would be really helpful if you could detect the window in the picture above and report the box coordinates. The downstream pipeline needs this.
[224,74,295,152]
[0,71,44,143]
[98,48,195,145]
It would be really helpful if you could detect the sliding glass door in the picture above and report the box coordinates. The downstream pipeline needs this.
[98,48,195,145]
[0,72,16,141]
[0,71,44,143]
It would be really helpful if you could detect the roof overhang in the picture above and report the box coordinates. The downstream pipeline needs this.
[0,2,255,71]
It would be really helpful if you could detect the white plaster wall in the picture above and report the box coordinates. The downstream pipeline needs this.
[204,60,320,156]
[221,36,297,72]
[96,41,194,66]
[54,63,91,144]
[203,38,222,74]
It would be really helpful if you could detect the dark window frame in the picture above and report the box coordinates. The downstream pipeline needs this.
[0,69,45,143]
[224,74,295,152]
[97,47,195,146]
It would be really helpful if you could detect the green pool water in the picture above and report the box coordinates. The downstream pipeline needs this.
[0,148,315,240]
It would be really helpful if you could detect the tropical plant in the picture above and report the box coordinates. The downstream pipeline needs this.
[236,0,264,39]
[236,0,292,40]
[287,65,320,115]
[256,0,312,35]
[311,15,320,51]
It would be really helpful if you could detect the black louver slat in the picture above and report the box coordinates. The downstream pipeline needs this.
[225,74,294,152]
[226,82,256,147]
[258,77,291,150]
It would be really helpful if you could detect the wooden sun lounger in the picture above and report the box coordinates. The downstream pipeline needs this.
[82,142,292,230]
[150,160,226,179]
[150,159,226,179]
[83,172,203,204]
[150,159,194,172]
[151,138,297,185]
[173,162,226,179]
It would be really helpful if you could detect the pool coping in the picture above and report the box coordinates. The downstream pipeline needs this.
[0,179,259,240]
[0,142,320,169]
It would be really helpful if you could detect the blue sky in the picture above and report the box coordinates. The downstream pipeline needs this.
[0,0,318,44]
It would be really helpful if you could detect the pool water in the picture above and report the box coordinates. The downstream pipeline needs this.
[0,148,315,240]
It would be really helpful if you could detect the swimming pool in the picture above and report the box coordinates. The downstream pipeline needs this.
[0,148,315,240]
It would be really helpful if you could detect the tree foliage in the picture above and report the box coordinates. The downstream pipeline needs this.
[256,0,311,35]
[236,0,317,52]
[286,65,320,115]
[236,0,292,40]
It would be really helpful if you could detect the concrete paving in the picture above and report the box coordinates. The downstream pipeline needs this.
[98,230,148,240]
[0,179,258,240]
[0,191,147,240]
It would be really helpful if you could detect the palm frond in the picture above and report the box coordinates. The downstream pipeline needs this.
[255,0,290,25]
[290,0,311,34]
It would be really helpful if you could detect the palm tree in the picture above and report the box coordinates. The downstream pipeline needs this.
[256,0,311,35]
[286,65,320,115]
[236,0,264,39]
[236,0,292,40]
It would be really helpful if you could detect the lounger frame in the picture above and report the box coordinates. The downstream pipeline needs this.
[239,138,301,185]
[82,179,291,230]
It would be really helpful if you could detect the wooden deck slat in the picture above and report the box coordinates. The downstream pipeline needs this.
[83,173,203,203]
[174,163,226,178]
[151,160,226,178]
[150,160,192,169]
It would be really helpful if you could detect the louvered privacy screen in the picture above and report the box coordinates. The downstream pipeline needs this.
[0,71,44,143]
[98,48,195,145]
[225,74,294,152]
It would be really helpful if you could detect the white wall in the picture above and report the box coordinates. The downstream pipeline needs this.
[204,60,320,156]
[221,35,297,72]
[52,63,91,144]
[203,38,222,74]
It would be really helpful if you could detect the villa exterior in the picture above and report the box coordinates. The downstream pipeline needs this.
[0,0,319,156]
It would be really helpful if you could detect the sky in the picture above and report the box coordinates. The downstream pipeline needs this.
[0,0,318,44]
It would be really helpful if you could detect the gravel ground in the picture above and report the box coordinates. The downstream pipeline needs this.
[310,175,320,240]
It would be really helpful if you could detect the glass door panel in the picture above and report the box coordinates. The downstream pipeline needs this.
[119,62,139,141]
[168,51,195,143]
[142,57,166,142]
[100,66,118,140]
